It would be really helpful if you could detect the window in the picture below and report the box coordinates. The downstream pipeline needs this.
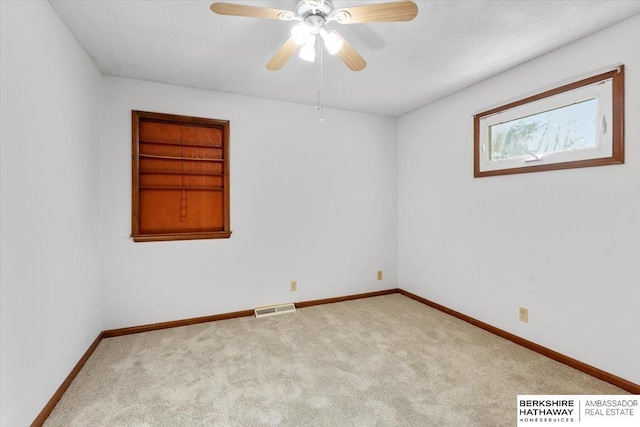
[131,111,231,242]
[474,67,624,177]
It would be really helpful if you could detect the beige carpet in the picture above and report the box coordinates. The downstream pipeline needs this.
[44,294,627,426]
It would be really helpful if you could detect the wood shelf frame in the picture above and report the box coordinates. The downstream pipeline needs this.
[132,111,231,242]
[140,139,223,149]
[139,186,224,191]
[140,170,224,177]
[139,154,224,162]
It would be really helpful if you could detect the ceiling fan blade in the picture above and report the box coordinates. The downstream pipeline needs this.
[334,1,418,24]
[210,2,293,20]
[266,37,299,71]
[334,32,366,71]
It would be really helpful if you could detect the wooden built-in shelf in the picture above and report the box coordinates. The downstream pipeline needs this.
[132,110,231,242]
[139,186,224,191]
[139,154,224,162]
[140,139,223,149]
[140,170,224,176]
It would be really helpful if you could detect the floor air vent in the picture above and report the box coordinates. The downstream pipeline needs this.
[254,303,296,318]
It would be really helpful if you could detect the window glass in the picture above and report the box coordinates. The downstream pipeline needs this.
[489,98,597,162]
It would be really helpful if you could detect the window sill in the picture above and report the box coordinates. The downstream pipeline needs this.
[474,156,624,178]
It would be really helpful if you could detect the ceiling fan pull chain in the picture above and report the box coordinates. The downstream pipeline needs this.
[317,35,324,122]
[317,90,323,122]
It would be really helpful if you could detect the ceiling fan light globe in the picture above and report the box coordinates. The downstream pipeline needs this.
[298,39,316,62]
[320,30,343,55]
[291,23,312,45]
[325,39,343,55]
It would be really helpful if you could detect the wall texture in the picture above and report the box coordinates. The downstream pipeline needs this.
[399,15,640,385]
[101,76,398,329]
[0,1,103,425]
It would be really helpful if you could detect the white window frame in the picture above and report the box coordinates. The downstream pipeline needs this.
[474,67,624,178]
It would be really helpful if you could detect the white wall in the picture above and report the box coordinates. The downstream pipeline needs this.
[0,1,103,426]
[399,15,640,385]
[101,77,398,329]
[4,3,635,425]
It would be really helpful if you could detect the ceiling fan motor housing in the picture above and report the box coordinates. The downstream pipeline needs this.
[297,0,334,22]
[306,14,326,33]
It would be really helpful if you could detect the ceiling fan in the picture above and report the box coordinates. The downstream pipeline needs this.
[209,0,418,72]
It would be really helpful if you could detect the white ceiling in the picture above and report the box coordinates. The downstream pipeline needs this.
[49,0,640,117]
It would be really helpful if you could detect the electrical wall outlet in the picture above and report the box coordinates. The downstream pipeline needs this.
[377,270,383,280]
[290,281,297,292]
[519,307,529,323]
